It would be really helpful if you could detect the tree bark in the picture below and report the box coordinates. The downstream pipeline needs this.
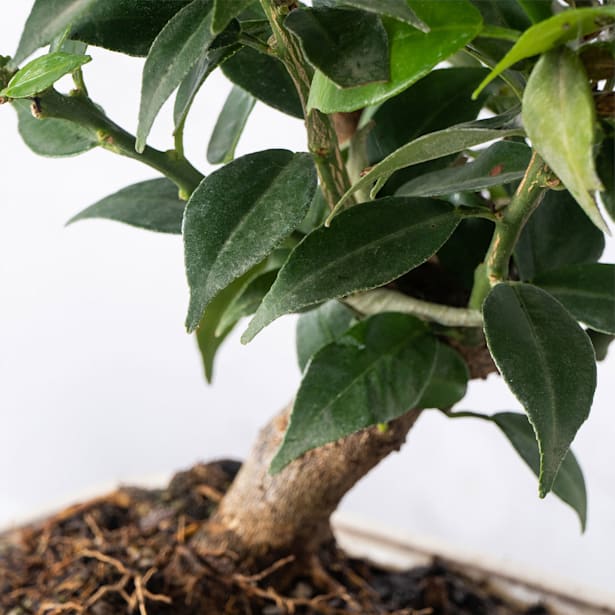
[193,405,422,564]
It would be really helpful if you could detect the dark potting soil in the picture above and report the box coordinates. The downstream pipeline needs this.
[0,461,549,615]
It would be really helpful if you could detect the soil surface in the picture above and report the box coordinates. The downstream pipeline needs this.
[0,461,549,615]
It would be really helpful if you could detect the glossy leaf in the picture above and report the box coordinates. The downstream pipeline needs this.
[243,197,460,342]
[332,111,524,217]
[70,0,192,57]
[534,264,615,335]
[12,0,95,67]
[367,67,489,163]
[332,0,429,31]
[285,8,389,88]
[516,0,552,24]
[469,0,530,32]
[492,412,587,530]
[514,190,604,281]
[136,0,216,153]
[1,52,90,98]
[296,301,356,372]
[212,0,253,34]
[483,283,596,496]
[418,343,468,410]
[221,46,303,118]
[597,137,615,222]
[207,86,255,164]
[308,0,483,113]
[271,313,437,473]
[12,99,97,157]
[397,141,531,198]
[173,29,241,130]
[473,5,615,97]
[67,178,184,234]
[184,150,317,332]
[523,48,607,233]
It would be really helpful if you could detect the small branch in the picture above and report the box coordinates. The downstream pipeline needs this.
[34,89,204,198]
[342,288,484,328]
[484,151,549,287]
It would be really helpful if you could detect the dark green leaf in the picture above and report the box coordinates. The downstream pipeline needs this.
[296,301,356,372]
[12,0,95,67]
[308,0,483,113]
[587,329,614,362]
[332,110,524,216]
[397,141,531,198]
[271,313,437,473]
[66,178,184,234]
[136,0,216,153]
[184,150,317,331]
[418,343,468,410]
[207,86,255,164]
[534,264,615,335]
[522,47,607,232]
[473,5,615,96]
[297,188,329,235]
[70,0,192,57]
[597,137,615,222]
[1,52,90,98]
[516,0,552,24]
[221,46,303,118]
[469,0,530,32]
[367,67,489,163]
[12,98,97,157]
[492,412,586,530]
[243,197,461,342]
[332,0,429,31]
[515,190,605,281]
[285,8,389,88]
[483,282,596,496]
[212,0,254,34]
[173,28,241,130]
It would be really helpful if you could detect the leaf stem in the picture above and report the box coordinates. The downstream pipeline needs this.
[34,89,204,198]
[259,0,353,208]
[483,151,550,287]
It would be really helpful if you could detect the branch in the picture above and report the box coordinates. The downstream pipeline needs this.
[34,89,204,198]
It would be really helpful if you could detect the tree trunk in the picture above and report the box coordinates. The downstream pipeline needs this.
[193,404,422,565]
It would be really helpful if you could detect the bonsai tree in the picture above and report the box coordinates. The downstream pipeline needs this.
[2,0,614,596]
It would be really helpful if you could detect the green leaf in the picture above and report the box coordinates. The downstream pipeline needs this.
[492,412,586,530]
[196,267,258,383]
[473,5,615,97]
[331,110,524,218]
[136,0,217,153]
[534,264,615,335]
[597,137,615,222]
[296,301,356,372]
[285,8,389,88]
[66,178,184,234]
[587,329,614,362]
[522,47,607,233]
[243,197,461,342]
[307,0,483,113]
[516,0,552,24]
[469,0,530,32]
[514,189,604,281]
[212,0,254,34]
[397,141,531,198]
[418,343,468,410]
[12,0,96,67]
[1,52,90,98]
[331,0,429,31]
[483,282,596,496]
[70,0,192,57]
[173,28,241,130]
[207,86,255,164]
[12,99,97,157]
[367,67,489,163]
[221,46,303,118]
[184,150,317,332]
[271,313,437,473]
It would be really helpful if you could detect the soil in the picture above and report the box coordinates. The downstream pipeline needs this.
[0,461,550,615]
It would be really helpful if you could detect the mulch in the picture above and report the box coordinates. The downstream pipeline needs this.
[0,461,549,615]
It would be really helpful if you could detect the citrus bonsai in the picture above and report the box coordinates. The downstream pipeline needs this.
[1,0,614,611]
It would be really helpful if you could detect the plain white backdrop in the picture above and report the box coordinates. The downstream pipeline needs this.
[1,3,614,597]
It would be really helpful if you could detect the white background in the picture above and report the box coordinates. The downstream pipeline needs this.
[1,3,614,598]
